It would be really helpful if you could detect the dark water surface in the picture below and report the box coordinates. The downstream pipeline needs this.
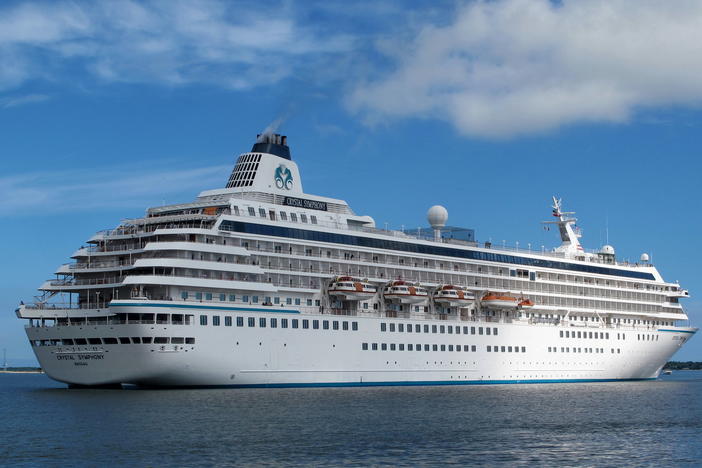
[2,372,701,467]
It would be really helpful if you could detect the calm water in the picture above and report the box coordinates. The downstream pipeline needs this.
[2,372,701,467]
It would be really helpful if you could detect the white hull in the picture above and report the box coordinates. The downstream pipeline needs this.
[27,302,695,387]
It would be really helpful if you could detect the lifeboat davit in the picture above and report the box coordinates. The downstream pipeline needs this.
[328,276,377,301]
[433,285,475,306]
[384,280,429,304]
[481,292,519,309]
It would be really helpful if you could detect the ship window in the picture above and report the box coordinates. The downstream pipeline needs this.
[219,293,226,302]
[131,337,141,344]
[390,344,396,350]
[432,344,438,351]
[233,206,240,216]
[302,319,309,329]
[415,325,421,333]
[448,345,454,351]
[248,317,255,327]
[236,317,244,327]
[295,298,301,305]
[213,316,220,326]
[362,343,368,350]
[200,315,207,326]
[471,327,476,335]
[181,291,188,300]
[408,344,413,351]
[493,328,498,335]
[381,323,386,332]
[478,327,483,335]
[268,318,276,328]
[252,296,259,303]
[515,346,520,353]
[353,322,359,331]
[432,325,437,333]
[463,345,469,351]
[286,298,292,305]
[424,325,429,333]
[102,337,118,344]
[323,320,330,330]
[195,292,202,301]
[61,339,74,346]
[259,208,266,218]
[333,321,339,330]
[454,326,459,335]
[343,321,349,331]
[292,319,299,328]
[486,328,491,336]
[487,345,492,352]
[204,293,212,301]
[310,215,317,224]
[154,337,168,344]
[142,337,152,344]
[372,343,378,350]
[399,343,405,351]
[290,213,298,222]
[260,318,267,328]
[390,323,396,332]
[406,323,412,333]
[398,324,404,332]
[423,344,429,351]
[248,207,255,216]
[560,331,564,337]
[382,344,388,350]
[440,326,445,334]
[171,337,184,344]
[281,318,288,328]
[521,346,526,352]
[300,214,308,223]
[225,316,232,326]
[280,212,287,221]
[243,295,249,303]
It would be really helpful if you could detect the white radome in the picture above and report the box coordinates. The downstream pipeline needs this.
[427,205,448,229]
[601,245,615,255]
[640,253,650,262]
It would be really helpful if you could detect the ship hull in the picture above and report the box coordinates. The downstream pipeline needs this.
[26,302,696,388]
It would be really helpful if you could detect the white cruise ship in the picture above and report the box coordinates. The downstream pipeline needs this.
[16,133,697,388]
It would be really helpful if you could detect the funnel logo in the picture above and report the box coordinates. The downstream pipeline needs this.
[274,164,293,190]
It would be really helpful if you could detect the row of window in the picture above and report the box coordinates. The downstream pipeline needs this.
[361,343,528,353]
[362,343,479,352]
[199,315,359,331]
[239,206,318,225]
[182,291,317,307]
[218,220,655,280]
[548,346,621,354]
[32,337,196,346]
[638,334,659,341]
[381,322,499,336]
[560,330,610,339]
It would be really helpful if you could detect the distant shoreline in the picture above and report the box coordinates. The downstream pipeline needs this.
[0,369,44,374]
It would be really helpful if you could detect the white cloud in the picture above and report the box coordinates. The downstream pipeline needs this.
[0,0,354,91]
[347,0,702,138]
[0,93,50,108]
[0,163,231,216]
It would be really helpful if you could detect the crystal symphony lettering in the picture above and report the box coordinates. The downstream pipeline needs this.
[282,197,328,211]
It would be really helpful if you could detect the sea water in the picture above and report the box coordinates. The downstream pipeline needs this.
[2,372,701,466]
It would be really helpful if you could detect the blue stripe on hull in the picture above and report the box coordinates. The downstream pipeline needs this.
[657,329,696,334]
[129,377,657,390]
[110,302,300,314]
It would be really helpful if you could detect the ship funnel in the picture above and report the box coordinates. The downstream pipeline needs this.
[252,133,291,160]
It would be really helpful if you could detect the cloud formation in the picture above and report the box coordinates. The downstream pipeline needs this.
[0,163,231,216]
[347,0,702,138]
[0,0,353,91]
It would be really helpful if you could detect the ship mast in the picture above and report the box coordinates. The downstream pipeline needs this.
[542,196,583,257]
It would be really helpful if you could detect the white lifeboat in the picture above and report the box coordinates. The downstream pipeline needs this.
[328,276,377,301]
[383,280,429,304]
[433,285,475,306]
[481,292,519,309]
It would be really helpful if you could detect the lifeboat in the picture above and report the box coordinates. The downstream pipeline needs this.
[383,280,429,304]
[481,292,519,309]
[518,298,534,309]
[433,285,475,306]
[328,276,377,301]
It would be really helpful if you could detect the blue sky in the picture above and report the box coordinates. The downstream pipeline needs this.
[1,0,701,365]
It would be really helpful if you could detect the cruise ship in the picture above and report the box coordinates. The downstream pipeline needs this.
[16,133,697,388]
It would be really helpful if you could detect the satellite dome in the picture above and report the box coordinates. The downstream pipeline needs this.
[600,245,615,255]
[427,205,448,229]
[640,253,650,262]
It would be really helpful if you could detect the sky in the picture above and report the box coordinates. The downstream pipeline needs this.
[1,0,701,366]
